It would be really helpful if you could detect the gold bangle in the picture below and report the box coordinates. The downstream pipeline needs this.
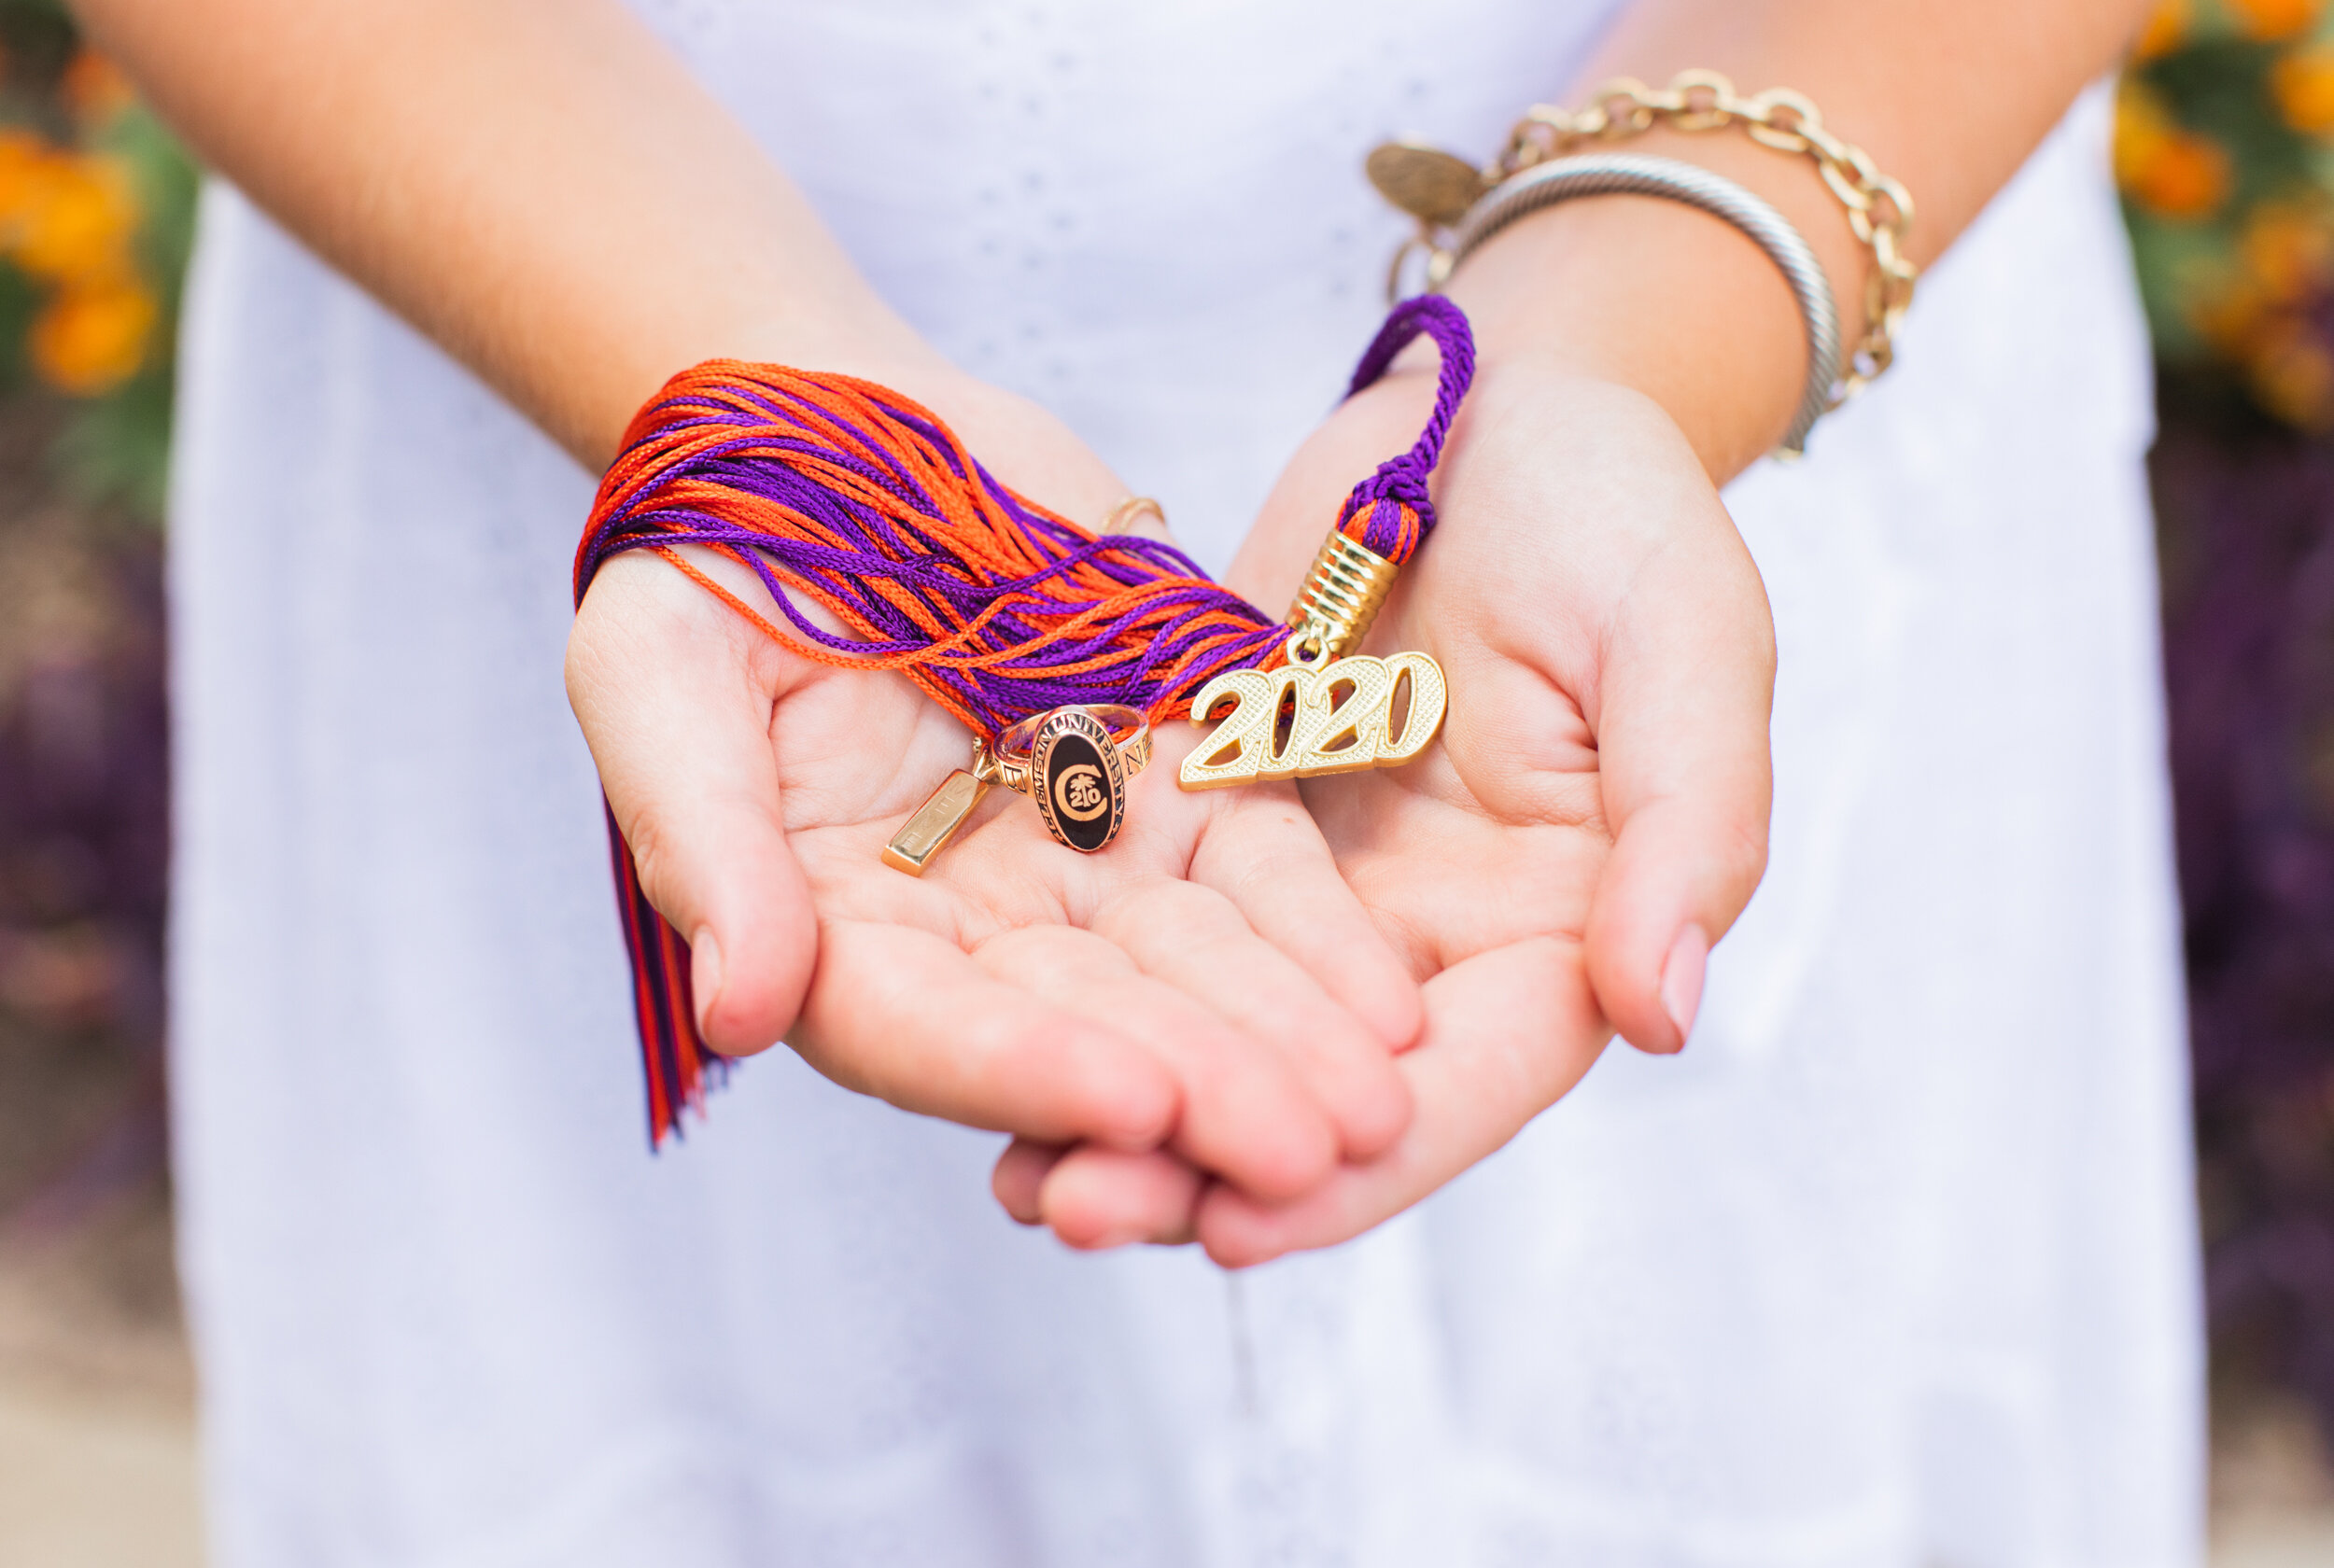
[1368,68,1917,403]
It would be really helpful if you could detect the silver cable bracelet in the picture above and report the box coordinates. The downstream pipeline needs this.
[1436,152,1840,458]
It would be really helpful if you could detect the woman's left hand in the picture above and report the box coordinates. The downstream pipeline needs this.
[992,355,1779,1264]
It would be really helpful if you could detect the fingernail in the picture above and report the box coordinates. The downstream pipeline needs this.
[1660,923,1708,1048]
[690,927,724,1037]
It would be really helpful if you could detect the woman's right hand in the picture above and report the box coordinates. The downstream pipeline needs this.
[566,368,1422,1220]
[993,356,1779,1261]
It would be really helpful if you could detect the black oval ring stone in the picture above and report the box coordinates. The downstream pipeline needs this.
[1033,709,1126,853]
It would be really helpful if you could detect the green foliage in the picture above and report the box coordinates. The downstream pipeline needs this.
[0,3,198,521]
[73,105,196,520]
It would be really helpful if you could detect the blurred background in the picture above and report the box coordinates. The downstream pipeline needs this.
[3,0,2334,1561]
[0,0,195,1561]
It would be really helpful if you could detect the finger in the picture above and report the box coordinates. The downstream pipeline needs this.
[974,922,1339,1204]
[1196,935,1608,1269]
[1583,517,1775,1054]
[794,918,1179,1148]
[1188,779,1427,1046]
[567,552,815,1056]
[1092,859,1413,1164]
[1037,1146,1202,1250]
[991,1138,1064,1225]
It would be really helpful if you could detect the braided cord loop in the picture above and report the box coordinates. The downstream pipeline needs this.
[1331,297,1475,562]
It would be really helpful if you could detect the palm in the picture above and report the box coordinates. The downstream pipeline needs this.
[1300,599,1606,989]
[1010,358,1777,1262]
[569,377,1422,1217]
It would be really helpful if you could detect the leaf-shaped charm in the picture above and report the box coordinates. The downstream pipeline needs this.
[1365,141,1489,229]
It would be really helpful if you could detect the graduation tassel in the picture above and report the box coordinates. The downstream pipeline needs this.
[575,296,1474,1144]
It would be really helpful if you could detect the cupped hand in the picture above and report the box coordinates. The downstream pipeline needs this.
[566,365,1421,1215]
[1000,356,1777,1262]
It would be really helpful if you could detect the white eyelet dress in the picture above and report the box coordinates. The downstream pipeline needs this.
[166,2,2203,1563]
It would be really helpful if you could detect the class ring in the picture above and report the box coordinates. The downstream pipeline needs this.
[985,704,1150,854]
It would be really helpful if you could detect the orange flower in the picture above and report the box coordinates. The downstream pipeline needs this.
[13,154,138,284]
[2189,269,2273,357]
[2228,0,2324,40]
[2273,47,2334,133]
[30,274,155,394]
[2116,83,2231,218]
[60,49,135,127]
[0,130,52,231]
[2248,319,2334,428]
[2116,81,2174,176]
[2133,0,2190,60]
[2242,202,2334,301]
[2126,130,2232,218]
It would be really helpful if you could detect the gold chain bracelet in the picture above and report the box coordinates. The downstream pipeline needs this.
[1370,69,1918,402]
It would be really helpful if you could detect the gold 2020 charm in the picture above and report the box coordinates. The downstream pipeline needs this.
[1179,525,1448,791]
[1179,651,1444,790]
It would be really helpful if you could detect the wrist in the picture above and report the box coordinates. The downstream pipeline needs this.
[719,303,950,393]
[1435,160,1845,483]
[589,301,956,467]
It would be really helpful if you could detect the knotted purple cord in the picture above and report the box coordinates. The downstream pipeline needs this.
[1333,294,1476,560]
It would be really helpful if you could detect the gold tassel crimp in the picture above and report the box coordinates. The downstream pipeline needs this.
[1285,528,1401,664]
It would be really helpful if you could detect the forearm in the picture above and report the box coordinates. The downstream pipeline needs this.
[1445,0,2155,480]
[68,0,932,468]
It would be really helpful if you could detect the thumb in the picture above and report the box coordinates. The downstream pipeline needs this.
[1583,517,1776,1054]
[567,551,817,1056]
